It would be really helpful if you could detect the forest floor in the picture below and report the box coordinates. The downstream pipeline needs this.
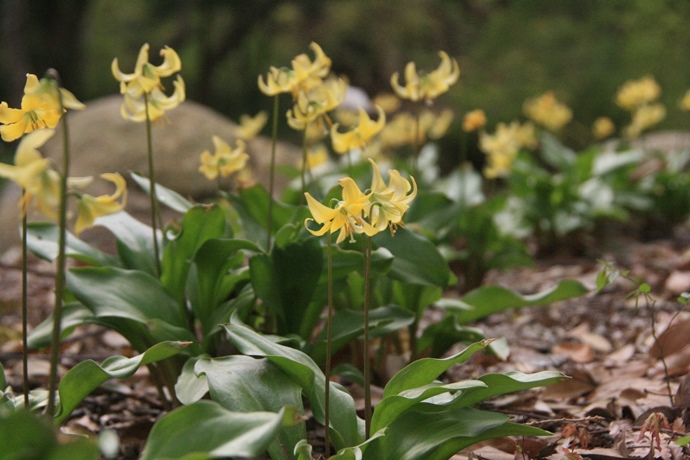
[2,220,690,459]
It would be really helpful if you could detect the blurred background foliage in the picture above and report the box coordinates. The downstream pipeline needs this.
[2,0,690,158]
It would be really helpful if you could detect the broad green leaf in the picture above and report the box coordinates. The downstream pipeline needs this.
[223,314,363,449]
[140,400,298,460]
[416,313,488,358]
[373,227,452,287]
[95,211,159,275]
[27,302,95,349]
[196,356,306,459]
[452,371,566,408]
[294,439,313,460]
[371,380,488,433]
[457,279,589,324]
[540,131,576,169]
[131,171,194,213]
[309,305,415,364]
[0,410,99,459]
[26,222,120,267]
[55,341,190,424]
[191,238,260,334]
[249,238,322,337]
[161,205,226,304]
[383,341,490,399]
[66,267,187,328]
[175,355,209,405]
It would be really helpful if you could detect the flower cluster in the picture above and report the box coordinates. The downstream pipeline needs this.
[112,43,186,122]
[479,121,537,179]
[523,91,572,132]
[390,51,460,103]
[379,109,454,150]
[304,160,416,243]
[0,73,84,142]
[615,76,665,140]
[199,135,249,181]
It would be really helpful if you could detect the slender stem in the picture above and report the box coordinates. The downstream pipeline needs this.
[300,127,308,200]
[363,236,372,438]
[21,205,29,408]
[413,103,421,178]
[267,95,279,250]
[47,79,70,418]
[143,92,161,276]
[324,232,333,455]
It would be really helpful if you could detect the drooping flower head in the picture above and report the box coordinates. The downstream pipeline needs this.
[304,177,378,244]
[0,74,84,142]
[236,111,268,140]
[112,43,185,122]
[75,173,128,234]
[479,121,536,179]
[199,135,249,181]
[258,42,332,99]
[330,106,386,154]
[523,91,572,132]
[367,159,417,234]
[390,51,460,103]
[624,103,666,140]
[286,77,347,131]
[592,117,615,140]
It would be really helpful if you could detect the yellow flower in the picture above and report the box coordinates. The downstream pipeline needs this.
[120,75,186,122]
[424,108,454,140]
[592,117,615,140]
[462,109,486,133]
[0,73,84,142]
[367,159,417,234]
[286,78,346,131]
[616,75,660,111]
[303,144,329,170]
[258,42,332,98]
[330,106,385,154]
[679,90,690,111]
[483,150,515,179]
[113,44,185,122]
[390,51,460,102]
[372,92,401,114]
[75,173,128,234]
[304,177,377,244]
[236,111,268,140]
[624,103,666,140]
[479,122,525,179]
[523,91,572,132]
[112,43,182,98]
[516,122,538,150]
[199,136,249,180]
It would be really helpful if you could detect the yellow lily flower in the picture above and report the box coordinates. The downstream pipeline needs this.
[479,122,523,179]
[286,78,346,131]
[236,111,268,140]
[624,103,666,140]
[199,136,249,180]
[75,173,128,234]
[330,106,385,154]
[304,177,377,244]
[112,43,182,98]
[523,91,572,132]
[390,51,460,102]
[25,73,85,111]
[258,42,332,98]
[367,159,417,233]
[592,117,615,140]
[616,75,660,111]
[258,66,296,96]
[120,75,186,122]
[680,89,690,111]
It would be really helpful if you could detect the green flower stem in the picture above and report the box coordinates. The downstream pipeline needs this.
[21,205,29,408]
[324,231,333,455]
[413,103,421,178]
[143,92,162,276]
[47,76,70,418]
[300,127,309,200]
[363,235,373,438]
[267,95,279,250]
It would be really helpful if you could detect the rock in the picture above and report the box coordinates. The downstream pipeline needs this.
[0,95,300,254]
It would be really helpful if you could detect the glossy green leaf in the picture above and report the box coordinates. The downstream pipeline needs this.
[131,171,194,213]
[223,314,363,450]
[451,371,566,408]
[66,267,186,328]
[373,227,451,287]
[416,313,488,358]
[249,238,322,337]
[0,410,99,460]
[26,222,120,266]
[161,205,226,305]
[175,355,209,405]
[55,341,190,424]
[27,302,95,348]
[457,279,589,324]
[95,211,159,275]
[309,305,415,364]
[383,341,490,399]
[195,355,306,459]
[140,400,298,460]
